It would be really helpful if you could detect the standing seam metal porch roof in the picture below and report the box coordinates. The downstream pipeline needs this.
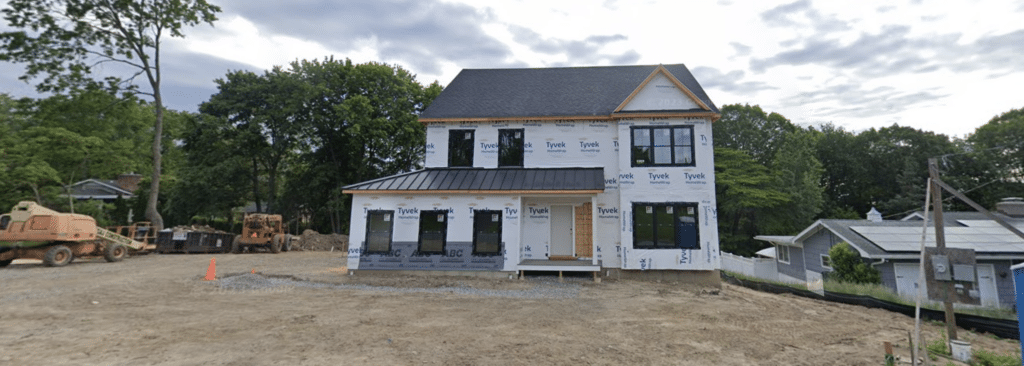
[342,168,605,193]
[418,64,719,120]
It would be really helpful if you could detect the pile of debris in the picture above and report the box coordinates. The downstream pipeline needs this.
[294,229,349,252]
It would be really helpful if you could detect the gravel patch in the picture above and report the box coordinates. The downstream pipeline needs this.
[213,273,581,299]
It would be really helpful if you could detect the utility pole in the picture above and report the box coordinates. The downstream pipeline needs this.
[928,158,957,342]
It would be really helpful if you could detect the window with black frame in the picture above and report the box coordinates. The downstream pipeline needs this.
[364,210,394,253]
[418,210,448,254]
[631,125,694,166]
[448,129,475,167]
[498,128,524,167]
[472,210,502,255]
[632,202,699,249]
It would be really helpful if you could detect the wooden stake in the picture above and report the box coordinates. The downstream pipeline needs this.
[884,341,895,366]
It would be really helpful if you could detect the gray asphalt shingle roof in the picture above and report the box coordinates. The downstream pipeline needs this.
[419,64,719,120]
[342,168,605,193]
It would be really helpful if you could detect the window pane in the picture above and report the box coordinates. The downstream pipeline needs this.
[674,128,692,146]
[633,129,651,146]
[632,146,651,165]
[634,205,655,248]
[653,147,672,164]
[653,128,671,146]
[418,211,446,253]
[498,129,524,167]
[655,206,674,248]
[674,147,692,165]
[366,211,392,252]
[473,210,502,255]
[675,207,698,249]
[449,130,474,167]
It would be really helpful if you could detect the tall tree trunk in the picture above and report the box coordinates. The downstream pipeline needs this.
[251,157,261,213]
[147,95,164,231]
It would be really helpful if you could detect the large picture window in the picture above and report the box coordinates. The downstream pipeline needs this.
[498,129,524,167]
[448,129,475,167]
[631,126,694,166]
[418,210,448,254]
[473,210,502,255]
[364,210,394,253]
[632,202,699,249]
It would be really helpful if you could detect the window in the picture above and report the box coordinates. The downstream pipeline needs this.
[0,215,10,230]
[498,129,524,167]
[473,210,502,255]
[448,129,475,167]
[632,202,699,249]
[418,210,448,254]
[777,245,790,264]
[631,126,694,166]
[820,254,831,269]
[364,210,394,253]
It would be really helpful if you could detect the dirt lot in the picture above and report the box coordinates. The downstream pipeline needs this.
[1,252,1019,365]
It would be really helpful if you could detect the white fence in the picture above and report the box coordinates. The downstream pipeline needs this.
[720,251,808,285]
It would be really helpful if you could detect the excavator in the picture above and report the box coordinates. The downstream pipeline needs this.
[0,201,154,267]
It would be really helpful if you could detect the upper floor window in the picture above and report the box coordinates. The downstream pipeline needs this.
[631,126,694,167]
[449,129,474,167]
[498,129,524,167]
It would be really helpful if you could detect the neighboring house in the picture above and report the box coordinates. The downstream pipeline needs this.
[65,173,142,203]
[755,202,1024,308]
[342,64,722,283]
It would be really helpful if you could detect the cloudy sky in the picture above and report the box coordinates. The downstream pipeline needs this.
[2,0,1023,138]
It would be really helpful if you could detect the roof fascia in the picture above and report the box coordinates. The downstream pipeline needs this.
[344,189,604,195]
[68,179,132,195]
[612,65,712,114]
[420,111,720,124]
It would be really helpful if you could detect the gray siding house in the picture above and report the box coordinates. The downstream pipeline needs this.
[756,207,1024,308]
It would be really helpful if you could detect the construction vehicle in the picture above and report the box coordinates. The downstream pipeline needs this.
[0,201,153,267]
[232,213,292,254]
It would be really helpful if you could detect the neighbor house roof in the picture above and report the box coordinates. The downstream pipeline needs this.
[757,215,1024,260]
[342,167,605,194]
[66,179,134,200]
[419,64,719,121]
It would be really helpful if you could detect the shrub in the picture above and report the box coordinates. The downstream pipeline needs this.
[828,242,881,284]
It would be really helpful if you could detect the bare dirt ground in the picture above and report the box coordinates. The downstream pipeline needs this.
[1,252,1018,365]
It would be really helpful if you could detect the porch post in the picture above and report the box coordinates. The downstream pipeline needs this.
[591,195,598,266]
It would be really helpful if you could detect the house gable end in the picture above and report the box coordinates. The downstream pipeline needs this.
[615,65,711,113]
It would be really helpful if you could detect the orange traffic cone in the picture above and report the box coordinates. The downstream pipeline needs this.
[251,268,256,274]
[204,258,216,281]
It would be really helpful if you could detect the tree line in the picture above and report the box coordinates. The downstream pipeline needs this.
[715,104,1024,255]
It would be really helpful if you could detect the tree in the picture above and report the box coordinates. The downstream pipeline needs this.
[714,147,789,256]
[286,58,441,233]
[827,242,881,284]
[953,107,1024,209]
[812,123,866,219]
[763,129,825,234]
[199,67,308,215]
[1,0,221,230]
[714,104,797,166]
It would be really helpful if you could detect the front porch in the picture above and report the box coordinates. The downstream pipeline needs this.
[517,259,602,282]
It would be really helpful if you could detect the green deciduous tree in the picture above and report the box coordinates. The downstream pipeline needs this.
[828,242,881,284]
[714,147,789,256]
[1,0,221,230]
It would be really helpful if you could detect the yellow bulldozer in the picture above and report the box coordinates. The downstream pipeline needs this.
[232,213,292,253]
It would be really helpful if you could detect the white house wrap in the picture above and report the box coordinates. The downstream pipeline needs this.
[344,64,722,279]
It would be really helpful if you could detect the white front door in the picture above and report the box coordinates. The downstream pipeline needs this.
[976,264,999,308]
[550,205,573,258]
[894,263,926,299]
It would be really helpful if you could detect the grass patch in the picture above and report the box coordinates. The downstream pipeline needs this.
[822,280,1016,320]
[973,348,1022,366]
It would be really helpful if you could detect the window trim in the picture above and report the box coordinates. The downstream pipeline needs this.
[363,210,394,254]
[630,125,695,167]
[417,210,448,255]
[777,245,790,264]
[472,209,502,256]
[448,129,475,167]
[631,202,700,250]
[498,128,524,167]
[820,254,832,269]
